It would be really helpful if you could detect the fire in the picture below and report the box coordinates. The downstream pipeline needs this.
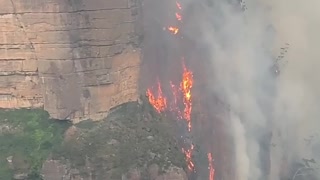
[176,1,182,10]
[146,0,216,179]
[146,81,167,113]
[168,26,179,35]
[180,63,193,131]
[182,144,195,171]
[208,153,215,180]
[176,12,182,21]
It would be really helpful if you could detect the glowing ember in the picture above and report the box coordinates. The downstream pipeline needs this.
[176,1,182,10]
[180,63,193,132]
[146,0,216,179]
[176,12,182,21]
[168,26,179,35]
[146,81,167,113]
[208,153,215,180]
[182,144,195,171]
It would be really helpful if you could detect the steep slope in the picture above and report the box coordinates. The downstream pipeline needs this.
[0,99,187,179]
[42,100,187,180]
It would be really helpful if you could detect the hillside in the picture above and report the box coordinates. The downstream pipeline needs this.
[0,98,187,180]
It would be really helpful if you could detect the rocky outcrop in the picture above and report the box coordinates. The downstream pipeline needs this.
[0,0,142,121]
[0,101,187,179]
[40,101,187,180]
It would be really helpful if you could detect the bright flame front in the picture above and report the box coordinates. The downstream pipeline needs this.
[181,63,193,132]
[146,81,167,113]
[208,153,215,180]
[168,26,179,34]
[146,0,215,179]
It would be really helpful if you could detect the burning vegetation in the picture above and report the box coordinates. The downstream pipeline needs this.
[146,81,167,113]
[145,1,215,179]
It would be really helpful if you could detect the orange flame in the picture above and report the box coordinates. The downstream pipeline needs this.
[176,1,182,10]
[208,153,215,180]
[176,13,182,21]
[146,81,167,113]
[168,26,179,35]
[180,63,193,131]
[145,0,209,178]
[182,144,195,171]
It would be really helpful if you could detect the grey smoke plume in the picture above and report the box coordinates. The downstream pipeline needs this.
[191,0,320,179]
[141,0,320,178]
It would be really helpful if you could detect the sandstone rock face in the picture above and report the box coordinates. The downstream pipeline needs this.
[0,0,142,121]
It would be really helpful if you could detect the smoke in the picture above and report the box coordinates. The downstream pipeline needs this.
[140,0,320,178]
[190,0,320,179]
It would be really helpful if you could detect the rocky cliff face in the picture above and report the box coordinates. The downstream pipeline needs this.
[0,0,142,121]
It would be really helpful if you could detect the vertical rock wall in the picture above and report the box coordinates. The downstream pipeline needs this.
[0,0,142,121]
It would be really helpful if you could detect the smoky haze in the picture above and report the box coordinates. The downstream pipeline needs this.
[196,0,320,179]
[140,0,320,179]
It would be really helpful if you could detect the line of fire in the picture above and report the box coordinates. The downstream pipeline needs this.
[141,0,237,179]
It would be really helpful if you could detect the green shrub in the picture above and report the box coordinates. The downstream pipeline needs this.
[0,109,70,179]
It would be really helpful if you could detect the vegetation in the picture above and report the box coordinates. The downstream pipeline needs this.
[0,98,186,180]
[56,101,186,179]
[0,109,70,180]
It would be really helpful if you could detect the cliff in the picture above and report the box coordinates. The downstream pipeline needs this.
[0,0,142,121]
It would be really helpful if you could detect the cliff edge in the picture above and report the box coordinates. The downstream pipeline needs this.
[0,0,142,121]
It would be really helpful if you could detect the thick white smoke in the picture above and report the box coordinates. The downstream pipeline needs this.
[196,0,320,179]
